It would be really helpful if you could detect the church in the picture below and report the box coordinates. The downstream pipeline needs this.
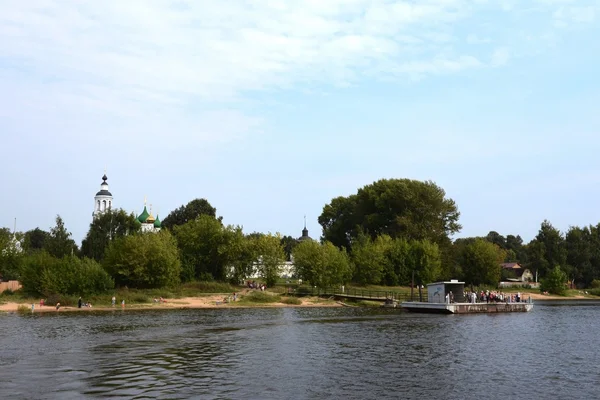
[92,173,161,232]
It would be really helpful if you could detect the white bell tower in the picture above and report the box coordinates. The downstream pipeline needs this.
[93,172,113,217]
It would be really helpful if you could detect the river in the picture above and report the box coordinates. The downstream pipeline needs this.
[1,302,599,399]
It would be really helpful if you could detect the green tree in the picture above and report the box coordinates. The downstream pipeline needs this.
[162,198,221,229]
[81,209,140,261]
[319,178,461,251]
[20,252,113,296]
[252,233,286,287]
[103,231,181,288]
[0,227,24,281]
[527,220,566,279]
[45,215,78,258]
[280,235,298,261]
[408,239,442,286]
[173,215,239,281]
[540,265,568,295]
[292,240,351,288]
[23,228,49,252]
[351,231,386,285]
[460,239,506,286]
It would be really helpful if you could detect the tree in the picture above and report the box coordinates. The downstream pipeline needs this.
[460,239,506,286]
[252,233,286,287]
[0,227,23,281]
[162,198,220,229]
[172,215,239,281]
[20,252,113,296]
[280,235,297,261]
[292,240,351,288]
[351,231,386,285]
[527,220,566,279]
[319,178,461,251]
[81,209,140,261]
[540,265,567,295]
[45,215,77,258]
[103,231,181,288]
[23,228,49,252]
[408,239,442,286]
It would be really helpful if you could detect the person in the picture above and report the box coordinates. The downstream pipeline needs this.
[121,299,125,308]
[78,297,82,308]
[31,304,35,313]
[112,296,116,307]
[56,302,61,310]
[40,299,44,308]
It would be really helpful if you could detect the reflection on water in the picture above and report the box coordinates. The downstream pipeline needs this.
[2,305,600,399]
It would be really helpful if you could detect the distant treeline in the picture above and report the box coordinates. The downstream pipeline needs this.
[1,179,599,298]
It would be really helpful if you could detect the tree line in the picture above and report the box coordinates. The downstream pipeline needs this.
[1,178,599,298]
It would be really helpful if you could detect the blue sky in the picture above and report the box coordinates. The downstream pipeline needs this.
[2,0,599,244]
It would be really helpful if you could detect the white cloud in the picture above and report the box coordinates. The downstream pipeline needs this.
[0,0,597,144]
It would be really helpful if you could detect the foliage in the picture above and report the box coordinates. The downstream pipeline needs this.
[162,198,220,229]
[350,231,386,285]
[20,251,114,296]
[280,235,297,261]
[591,279,600,289]
[103,230,181,288]
[250,233,286,287]
[281,296,302,305]
[540,265,568,295]
[318,178,461,251]
[0,228,24,281]
[292,240,352,288]
[239,291,281,303]
[80,209,141,261]
[23,228,50,253]
[173,215,243,282]
[527,220,566,279]
[45,215,78,258]
[409,239,443,286]
[460,239,506,286]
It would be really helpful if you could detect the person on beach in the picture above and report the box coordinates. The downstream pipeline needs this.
[40,299,44,308]
[121,300,125,308]
[112,296,116,307]
[78,297,82,308]
[56,302,60,310]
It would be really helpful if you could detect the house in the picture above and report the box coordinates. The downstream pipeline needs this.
[499,262,537,288]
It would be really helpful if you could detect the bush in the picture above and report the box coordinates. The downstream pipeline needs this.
[591,280,600,289]
[588,288,600,296]
[281,297,302,305]
[540,265,568,295]
[20,252,114,297]
[239,291,281,303]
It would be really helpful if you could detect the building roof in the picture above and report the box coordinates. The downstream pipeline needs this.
[95,189,113,196]
[138,206,150,223]
[154,215,161,228]
[500,262,522,269]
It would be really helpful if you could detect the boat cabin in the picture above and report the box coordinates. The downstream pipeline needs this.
[427,280,465,303]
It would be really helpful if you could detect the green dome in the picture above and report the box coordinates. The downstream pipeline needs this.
[138,206,150,223]
[154,215,162,228]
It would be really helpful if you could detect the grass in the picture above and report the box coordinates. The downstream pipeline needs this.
[280,296,302,305]
[238,291,281,304]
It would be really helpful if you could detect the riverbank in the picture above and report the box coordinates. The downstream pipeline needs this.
[0,293,342,313]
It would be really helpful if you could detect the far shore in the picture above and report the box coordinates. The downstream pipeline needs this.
[0,294,343,314]
[2,291,599,314]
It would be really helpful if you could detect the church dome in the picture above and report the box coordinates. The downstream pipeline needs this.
[96,189,113,196]
[138,206,150,223]
[146,212,156,223]
[154,215,162,228]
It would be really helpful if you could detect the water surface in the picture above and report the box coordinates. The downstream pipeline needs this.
[1,303,599,399]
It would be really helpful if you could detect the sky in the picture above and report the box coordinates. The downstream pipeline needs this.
[1,0,600,245]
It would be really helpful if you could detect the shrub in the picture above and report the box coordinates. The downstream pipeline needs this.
[591,280,600,289]
[281,297,302,305]
[239,291,281,303]
[540,266,568,295]
[20,252,114,297]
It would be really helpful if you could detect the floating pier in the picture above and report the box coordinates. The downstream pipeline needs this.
[401,280,533,314]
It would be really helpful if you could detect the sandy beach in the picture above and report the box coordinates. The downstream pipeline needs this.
[0,293,343,313]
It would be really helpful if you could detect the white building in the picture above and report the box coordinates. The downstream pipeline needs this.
[93,174,113,217]
[91,172,161,232]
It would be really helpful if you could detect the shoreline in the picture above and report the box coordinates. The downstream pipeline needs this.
[0,295,343,314]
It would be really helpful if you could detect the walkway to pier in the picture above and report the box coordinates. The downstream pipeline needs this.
[292,286,428,303]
